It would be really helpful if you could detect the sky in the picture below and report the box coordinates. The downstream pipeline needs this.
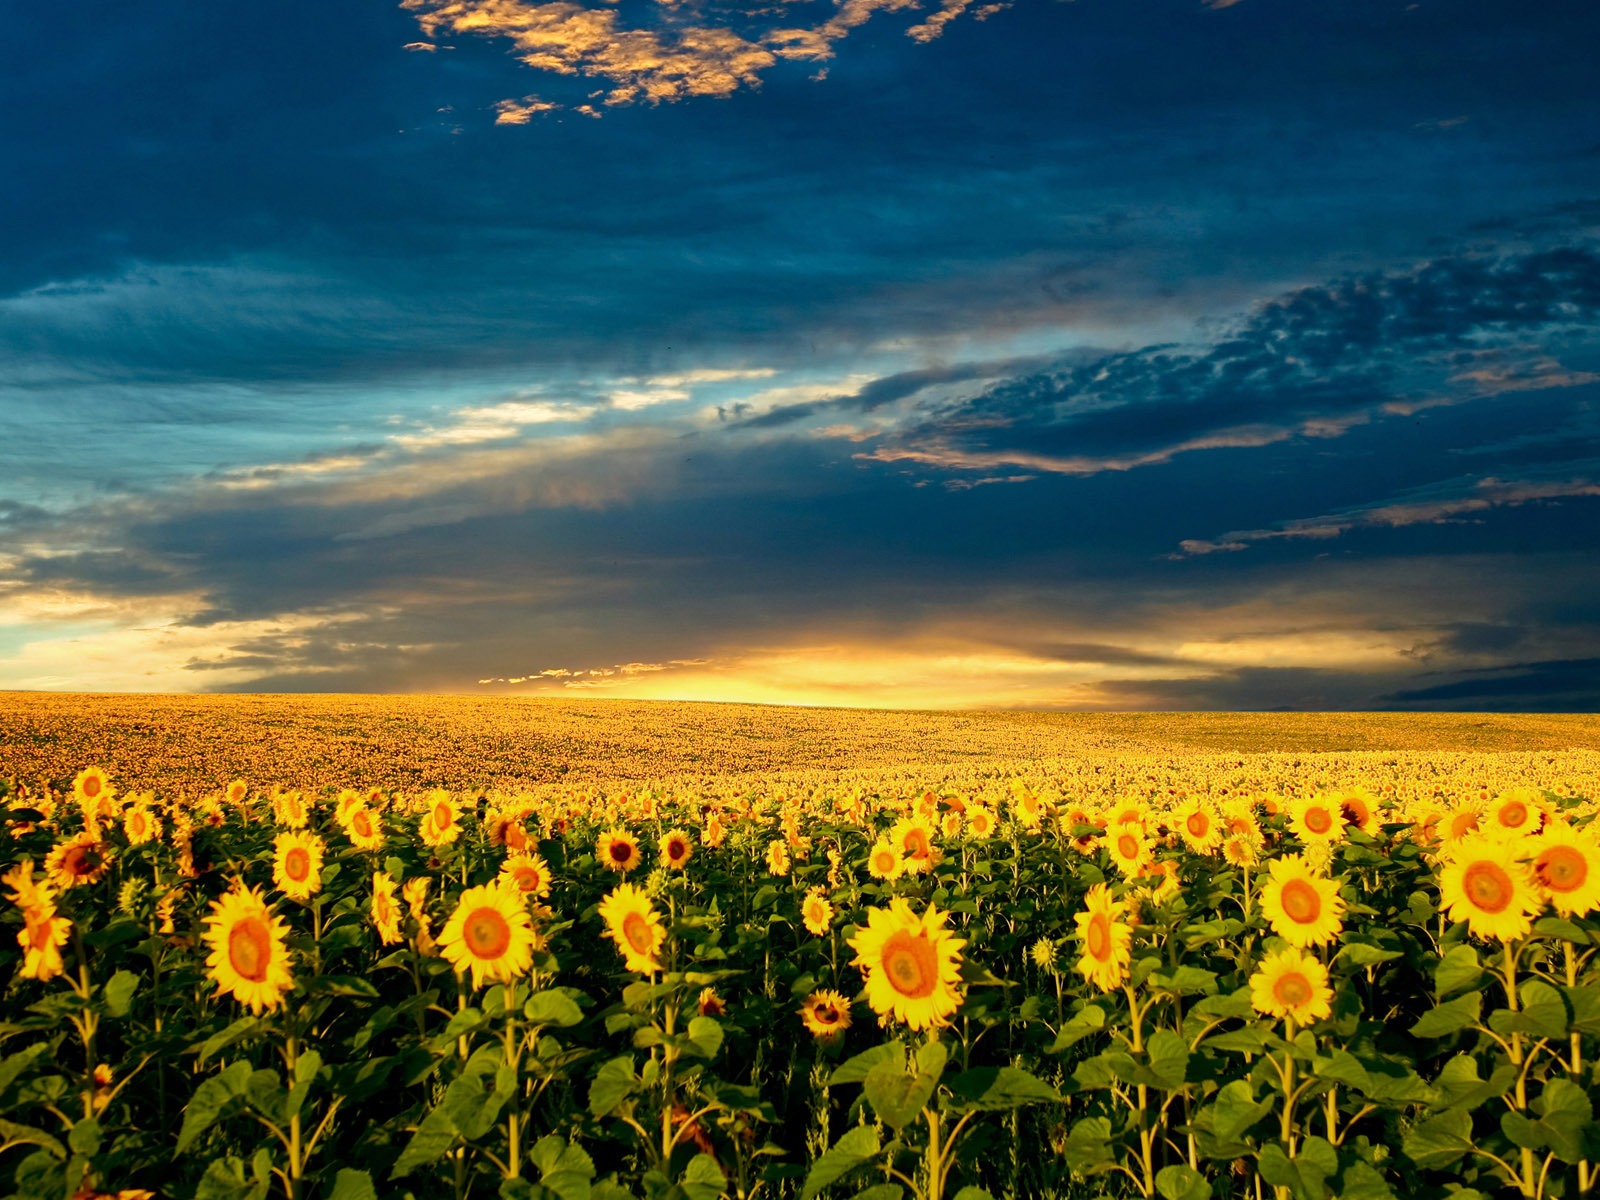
[2,0,1599,710]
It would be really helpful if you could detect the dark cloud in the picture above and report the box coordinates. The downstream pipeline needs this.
[1383,657,1600,711]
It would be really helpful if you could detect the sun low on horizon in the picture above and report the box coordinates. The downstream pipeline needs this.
[2,0,1599,710]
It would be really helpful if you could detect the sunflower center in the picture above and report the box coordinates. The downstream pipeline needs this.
[881,930,939,998]
[352,811,372,837]
[285,848,310,882]
[1087,912,1111,961]
[1280,879,1322,924]
[228,917,272,982]
[1186,812,1209,838]
[512,867,540,892]
[83,777,102,798]
[610,841,634,863]
[622,911,654,955]
[1536,846,1587,893]
[1450,812,1480,838]
[66,846,102,877]
[1273,971,1312,1008]
[1304,808,1332,835]
[28,917,54,951]
[1463,861,1514,912]
[1498,801,1527,828]
[815,1001,842,1026]
[464,907,511,959]
[434,803,453,829]
[904,830,930,860]
[1117,834,1140,859]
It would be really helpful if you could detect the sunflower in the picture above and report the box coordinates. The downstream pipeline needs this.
[1334,787,1381,837]
[2,858,52,910]
[703,812,727,848]
[659,829,694,871]
[599,882,667,974]
[941,811,965,840]
[965,805,997,839]
[848,898,965,1031]
[1288,795,1344,844]
[866,837,905,881]
[697,987,726,1017]
[420,791,463,848]
[1012,788,1045,831]
[1075,883,1134,992]
[798,989,853,1040]
[1168,799,1222,855]
[225,779,249,807]
[1222,833,1259,867]
[439,882,537,988]
[766,839,791,876]
[1438,836,1541,941]
[1259,855,1345,948]
[499,852,553,898]
[17,902,72,983]
[73,766,115,808]
[45,831,113,890]
[1135,858,1181,906]
[371,871,403,945]
[272,790,309,829]
[272,831,325,901]
[402,876,432,936]
[1485,788,1545,841]
[1030,937,1058,971]
[344,806,384,851]
[1249,947,1333,1025]
[597,828,642,874]
[202,886,294,1014]
[1526,823,1600,917]
[801,886,834,936]
[1106,825,1151,879]
[122,804,160,846]
[1441,803,1484,845]
[890,816,941,875]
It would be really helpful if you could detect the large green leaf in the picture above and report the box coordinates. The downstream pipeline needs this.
[1409,992,1480,1038]
[525,990,585,1028]
[177,1060,254,1155]
[1211,1079,1271,1143]
[1155,1164,1209,1200]
[944,1066,1062,1111]
[800,1125,880,1200]
[1146,1029,1190,1090]
[1433,945,1481,996]
[1402,1108,1474,1170]
[829,1042,902,1086]
[589,1056,639,1118]
[863,1059,937,1131]
[325,1169,379,1200]
[529,1133,597,1200]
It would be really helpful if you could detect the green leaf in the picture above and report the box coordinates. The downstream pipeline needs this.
[1335,943,1401,968]
[801,1124,880,1200]
[1409,992,1480,1038]
[680,1154,724,1200]
[1533,1077,1597,1165]
[1150,966,1218,996]
[1487,980,1568,1040]
[0,1043,49,1100]
[66,1117,100,1157]
[196,1017,266,1067]
[685,1016,724,1061]
[1146,1029,1190,1091]
[177,1060,253,1154]
[1337,1161,1396,1200]
[284,1049,321,1122]
[1431,1055,1516,1112]
[0,1119,65,1160]
[390,1099,459,1178]
[863,1059,938,1131]
[1403,1108,1475,1170]
[847,1188,902,1200]
[945,1066,1062,1111]
[1048,1004,1106,1052]
[1433,945,1481,996]
[1565,982,1600,1034]
[102,970,139,1018]
[526,990,585,1028]
[829,1042,902,1086]
[194,1154,271,1200]
[1211,1079,1271,1143]
[530,1134,597,1200]
[589,1056,639,1118]
[1155,1164,1209,1200]
[1061,1116,1115,1173]
[1190,988,1255,1021]
[326,1169,379,1200]
[1072,1049,1139,1089]
[1500,1112,1545,1151]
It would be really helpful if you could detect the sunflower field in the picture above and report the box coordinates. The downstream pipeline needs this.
[3,756,1600,1200]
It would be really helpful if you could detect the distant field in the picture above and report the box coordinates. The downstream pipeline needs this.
[2,692,1598,794]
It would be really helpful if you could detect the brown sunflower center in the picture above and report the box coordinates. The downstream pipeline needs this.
[1273,971,1312,1008]
[666,839,687,863]
[1279,879,1322,924]
[351,811,373,837]
[903,829,930,860]
[285,848,310,882]
[814,1001,843,1026]
[1186,812,1210,838]
[228,917,272,982]
[622,910,654,955]
[464,907,511,959]
[1304,807,1333,835]
[1450,812,1481,839]
[1117,833,1140,859]
[609,840,634,863]
[1463,861,1514,913]
[880,930,939,998]
[1087,912,1112,961]
[65,845,103,877]
[1498,801,1528,828]
[82,777,102,798]
[511,866,541,892]
[1536,845,1587,893]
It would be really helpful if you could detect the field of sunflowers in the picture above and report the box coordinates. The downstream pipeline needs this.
[4,703,1600,1200]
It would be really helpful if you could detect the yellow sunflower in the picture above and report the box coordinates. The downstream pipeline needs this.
[1030,937,1058,971]
[122,804,160,846]
[1526,822,1600,917]
[1171,799,1223,855]
[1259,855,1345,948]
[1438,835,1541,941]
[848,898,965,1031]
[697,987,726,1017]
[1075,883,1133,992]
[766,839,791,876]
[17,902,72,982]
[965,804,997,839]
[438,883,537,989]
[402,876,432,938]
[1106,825,1151,879]
[420,790,463,848]
[659,828,694,870]
[1250,947,1333,1025]
[891,816,941,875]
[73,766,115,809]
[1485,787,1545,841]
[224,779,249,807]
[1289,795,1345,844]
[1441,803,1484,845]
[798,989,853,1040]
[1222,833,1259,867]
[202,886,294,1014]
[801,886,834,936]
[703,812,727,848]
[272,789,309,829]
[371,871,403,945]
[1334,787,1381,837]
[866,838,905,881]
[344,806,385,852]
[45,831,113,890]
[2,858,52,910]
[597,828,642,874]
[271,830,325,901]
[598,882,667,974]
[499,852,553,899]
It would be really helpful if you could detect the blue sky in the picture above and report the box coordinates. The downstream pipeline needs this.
[2,0,1598,707]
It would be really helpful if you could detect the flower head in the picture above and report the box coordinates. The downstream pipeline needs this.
[438,883,537,989]
[202,886,294,1013]
[599,882,666,974]
[847,898,965,1030]
[1250,947,1333,1025]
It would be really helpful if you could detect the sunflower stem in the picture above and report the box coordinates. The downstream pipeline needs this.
[1504,939,1537,1198]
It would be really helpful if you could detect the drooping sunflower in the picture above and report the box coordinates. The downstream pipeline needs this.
[202,886,294,1014]
[402,876,432,938]
[798,989,853,1040]
[597,828,642,874]
[891,816,941,875]
[499,852,553,899]
[1485,788,1545,841]
[1259,855,1345,948]
[848,898,965,1031]
[17,902,72,983]
[420,790,463,848]
[598,882,667,974]
[801,886,834,936]
[866,838,905,881]
[697,986,726,1017]
[1288,795,1345,844]
[1171,799,1223,855]
[1249,947,1333,1025]
[1438,835,1541,941]
[438,883,537,989]
[122,803,160,846]
[1106,825,1151,879]
[659,829,694,871]
[1525,822,1600,917]
[344,806,384,852]
[1075,883,1134,992]
[1334,787,1381,837]
[45,831,113,890]
[271,831,325,902]
[371,871,403,945]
